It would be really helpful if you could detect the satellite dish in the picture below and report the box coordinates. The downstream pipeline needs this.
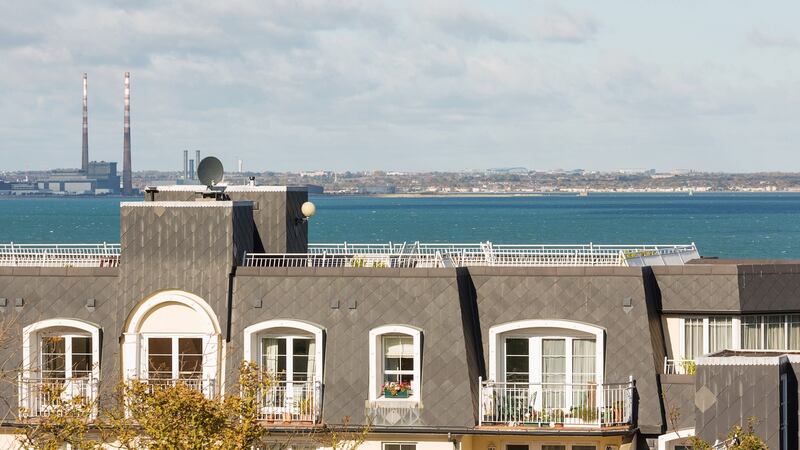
[197,156,224,188]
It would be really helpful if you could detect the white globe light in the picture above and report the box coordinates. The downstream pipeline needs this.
[301,201,316,218]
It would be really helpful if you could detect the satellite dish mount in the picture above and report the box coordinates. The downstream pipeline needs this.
[196,156,228,200]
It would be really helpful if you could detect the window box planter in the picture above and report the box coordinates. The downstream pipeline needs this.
[384,388,409,398]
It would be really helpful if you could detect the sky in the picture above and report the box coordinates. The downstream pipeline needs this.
[0,0,799,173]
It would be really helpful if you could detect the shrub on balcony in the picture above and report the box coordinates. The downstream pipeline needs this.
[382,381,412,398]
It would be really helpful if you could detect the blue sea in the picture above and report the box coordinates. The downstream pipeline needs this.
[1,194,799,259]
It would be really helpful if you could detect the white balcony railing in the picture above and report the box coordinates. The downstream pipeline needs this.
[257,380,321,423]
[142,377,216,398]
[664,357,697,375]
[0,243,121,268]
[244,242,698,268]
[17,375,98,419]
[478,378,634,428]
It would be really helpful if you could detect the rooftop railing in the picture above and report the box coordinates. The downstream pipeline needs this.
[244,242,699,268]
[0,243,121,268]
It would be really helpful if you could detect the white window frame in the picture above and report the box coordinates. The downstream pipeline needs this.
[382,442,417,450]
[488,320,605,386]
[22,318,101,382]
[38,332,94,379]
[369,325,422,402]
[242,319,325,384]
[502,335,596,386]
[122,290,222,389]
[677,314,800,359]
[141,333,207,380]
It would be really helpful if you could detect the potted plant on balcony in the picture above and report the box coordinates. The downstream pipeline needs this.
[550,409,565,428]
[295,395,315,422]
[382,381,411,398]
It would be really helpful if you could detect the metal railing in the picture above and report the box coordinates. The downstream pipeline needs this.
[244,242,698,268]
[664,357,697,375]
[258,380,321,423]
[0,243,121,267]
[142,377,216,398]
[478,378,634,428]
[17,375,98,419]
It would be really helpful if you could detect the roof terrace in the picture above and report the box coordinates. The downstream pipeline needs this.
[0,242,699,268]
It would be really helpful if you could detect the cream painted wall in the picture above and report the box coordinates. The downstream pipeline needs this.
[664,316,683,359]
[139,301,211,333]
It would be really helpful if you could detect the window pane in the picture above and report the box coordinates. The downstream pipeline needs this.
[72,337,92,354]
[765,315,785,350]
[149,337,172,355]
[708,316,732,353]
[148,356,172,378]
[541,446,566,450]
[741,316,762,350]
[542,339,566,384]
[505,338,529,383]
[572,339,596,385]
[179,338,203,355]
[572,446,597,450]
[789,315,800,350]
[506,338,528,355]
[148,337,172,379]
[72,354,92,374]
[506,445,529,450]
[42,336,66,354]
[384,336,413,357]
[41,336,66,378]
[684,318,704,358]
[384,445,400,450]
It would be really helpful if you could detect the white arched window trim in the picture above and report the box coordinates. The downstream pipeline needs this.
[22,318,102,382]
[368,325,422,403]
[121,290,222,387]
[488,319,605,385]
[242,319,325,383]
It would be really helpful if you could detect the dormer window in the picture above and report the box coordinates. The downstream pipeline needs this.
[369,325,422,402]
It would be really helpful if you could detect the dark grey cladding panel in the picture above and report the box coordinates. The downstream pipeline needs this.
[652,266,740,312]
[0,273,121,420]
[738,265,800,312]
[120,204,236,330]
[230,270,475,428]
[695,363,780,449]
[469,271,665,430]
[285,190,309,253]
[147,190,308,253]
[661,380,697,430]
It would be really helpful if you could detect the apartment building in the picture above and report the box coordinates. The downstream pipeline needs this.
[0,185,797,449]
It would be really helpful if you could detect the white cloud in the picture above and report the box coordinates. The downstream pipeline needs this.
[534,9,598,44]
[748,29,799,49]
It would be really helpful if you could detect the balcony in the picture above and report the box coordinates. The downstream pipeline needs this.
[663,357,696,375]
[17,375,98,419]
[478,379,634,429]
[0,243,120,268]
[257,380,321,423]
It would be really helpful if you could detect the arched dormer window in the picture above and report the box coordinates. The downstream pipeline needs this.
[368,325,422,402]
[121,290,222,397]
[488,320,605,386]
[243,320,325,423]
[20,319,101,418]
